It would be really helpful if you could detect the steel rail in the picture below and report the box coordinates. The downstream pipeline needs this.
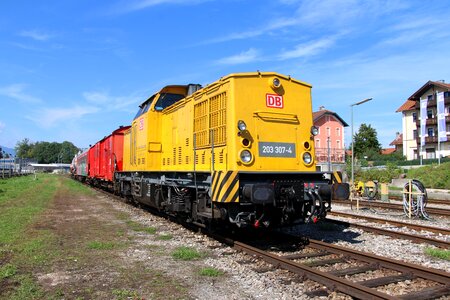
[328,211,450,235]
[389,195,450,206]
[308,239,450,285]
[233,241,398,300]
[324,218,450,249]
[333,199,450,217]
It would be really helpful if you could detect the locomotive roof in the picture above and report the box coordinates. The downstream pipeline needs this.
[138,72,310,108]
[219,72,311,88]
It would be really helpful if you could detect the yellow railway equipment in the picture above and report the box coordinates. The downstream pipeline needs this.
[117,72,349,228]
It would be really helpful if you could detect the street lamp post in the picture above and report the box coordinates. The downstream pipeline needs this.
[351,98,373,188]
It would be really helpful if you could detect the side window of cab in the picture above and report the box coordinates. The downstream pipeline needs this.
[154,93,185,111]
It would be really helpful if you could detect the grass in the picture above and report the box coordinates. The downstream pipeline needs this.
[171,246,203,261]
[0,264,17,279]
[424,247,450,261]
[199,267,223,277]
[63,178,95,196]
[125,220,157,234]
[87,241,118,250]
[112,289,140,300]
[8,275,43,300]
[0,175,63,299]
[157,234,173,240]
[0,174,58,245]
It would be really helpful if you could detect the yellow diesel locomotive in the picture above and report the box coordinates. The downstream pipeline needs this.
[115,72,349,228]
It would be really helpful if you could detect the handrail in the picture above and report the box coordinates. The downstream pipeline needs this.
[253,111,299,123]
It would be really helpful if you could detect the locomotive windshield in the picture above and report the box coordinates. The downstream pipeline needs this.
[134,95,155,119]
[154,93,185,111]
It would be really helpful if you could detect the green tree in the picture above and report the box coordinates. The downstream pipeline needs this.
[15,139,79,163]
[353,123,381,159]
[15,138,34,158]
[59,141,80,163]
[0,147,3,159]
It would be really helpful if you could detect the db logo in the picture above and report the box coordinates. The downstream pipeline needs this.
[139,118,144,130]
[266,94,284,109]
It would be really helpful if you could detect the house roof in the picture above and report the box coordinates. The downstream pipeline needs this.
[408,80,450,100]
[395,99,416,112]
[313,109,349,127]
[389,133,403,146]
[381,148,396,155]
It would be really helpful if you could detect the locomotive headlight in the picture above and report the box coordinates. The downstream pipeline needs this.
[310,126,319,136]
[302,152,313,165]
[239,149,253,164]
[269,77,282,89]
[237,120,247,131]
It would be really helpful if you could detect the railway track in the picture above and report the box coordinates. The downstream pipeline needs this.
[324,216,449,249]
[328,211,450,235]
[390,195,450,206]
[333,199,450,217]
[234,238,450,299]
[89,183,450,299]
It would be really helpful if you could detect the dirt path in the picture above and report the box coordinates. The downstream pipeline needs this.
[29,180,192,299]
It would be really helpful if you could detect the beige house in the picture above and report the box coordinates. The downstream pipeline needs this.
[396,81,450,160]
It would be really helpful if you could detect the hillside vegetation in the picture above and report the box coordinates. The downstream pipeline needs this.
[355,162,450,190]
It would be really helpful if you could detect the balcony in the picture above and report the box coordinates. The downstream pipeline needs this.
[416,134,450,144]
[413,95,450,109]
[415,115,450,127]
[315,148,346,163]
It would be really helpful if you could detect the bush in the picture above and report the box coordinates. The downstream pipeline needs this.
[355,161,450,189]
[406,162,450,189]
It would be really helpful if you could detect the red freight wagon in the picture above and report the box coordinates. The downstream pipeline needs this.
[88,126,130,187]
[72,149,89,179]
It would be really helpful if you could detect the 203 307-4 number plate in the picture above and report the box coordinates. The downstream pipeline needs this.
[258,142,296,158]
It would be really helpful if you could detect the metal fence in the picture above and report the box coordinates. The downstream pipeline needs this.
[315,147,346,163]
[0,158,36,178]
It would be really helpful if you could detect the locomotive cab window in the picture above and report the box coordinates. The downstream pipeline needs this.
[134,95,155,119]
[154,93,185,111]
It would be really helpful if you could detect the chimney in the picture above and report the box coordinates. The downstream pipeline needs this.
[319,105,325,111]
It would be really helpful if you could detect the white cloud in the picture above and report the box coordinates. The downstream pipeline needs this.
[0,84,42,104]
[19,29,54,41]
[278,37,336,60]
[295,0,408,28]
[215,48,260,65]
[82,90,141,111]
[83,91,109,104]
[201,18,298,45]
[27,106,99,128]
[110,0,211,14]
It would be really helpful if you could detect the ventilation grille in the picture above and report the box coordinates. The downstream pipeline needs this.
[193,92,227,148]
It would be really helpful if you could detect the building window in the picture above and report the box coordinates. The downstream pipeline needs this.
[427,94,433,101]
[427,127,434,137]
[427,109,433,119]
[413,130,418,139]
[444,91,450,98]
[336,140,341,149]
[336,128,340,136]
[412,112,417,121]
[326,127,330,136]
[315,139,320,148]
[426,148,435,159]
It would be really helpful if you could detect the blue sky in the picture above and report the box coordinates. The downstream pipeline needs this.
[1,0,450,151]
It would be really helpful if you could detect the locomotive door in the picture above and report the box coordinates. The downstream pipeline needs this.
[253,111,300,170]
